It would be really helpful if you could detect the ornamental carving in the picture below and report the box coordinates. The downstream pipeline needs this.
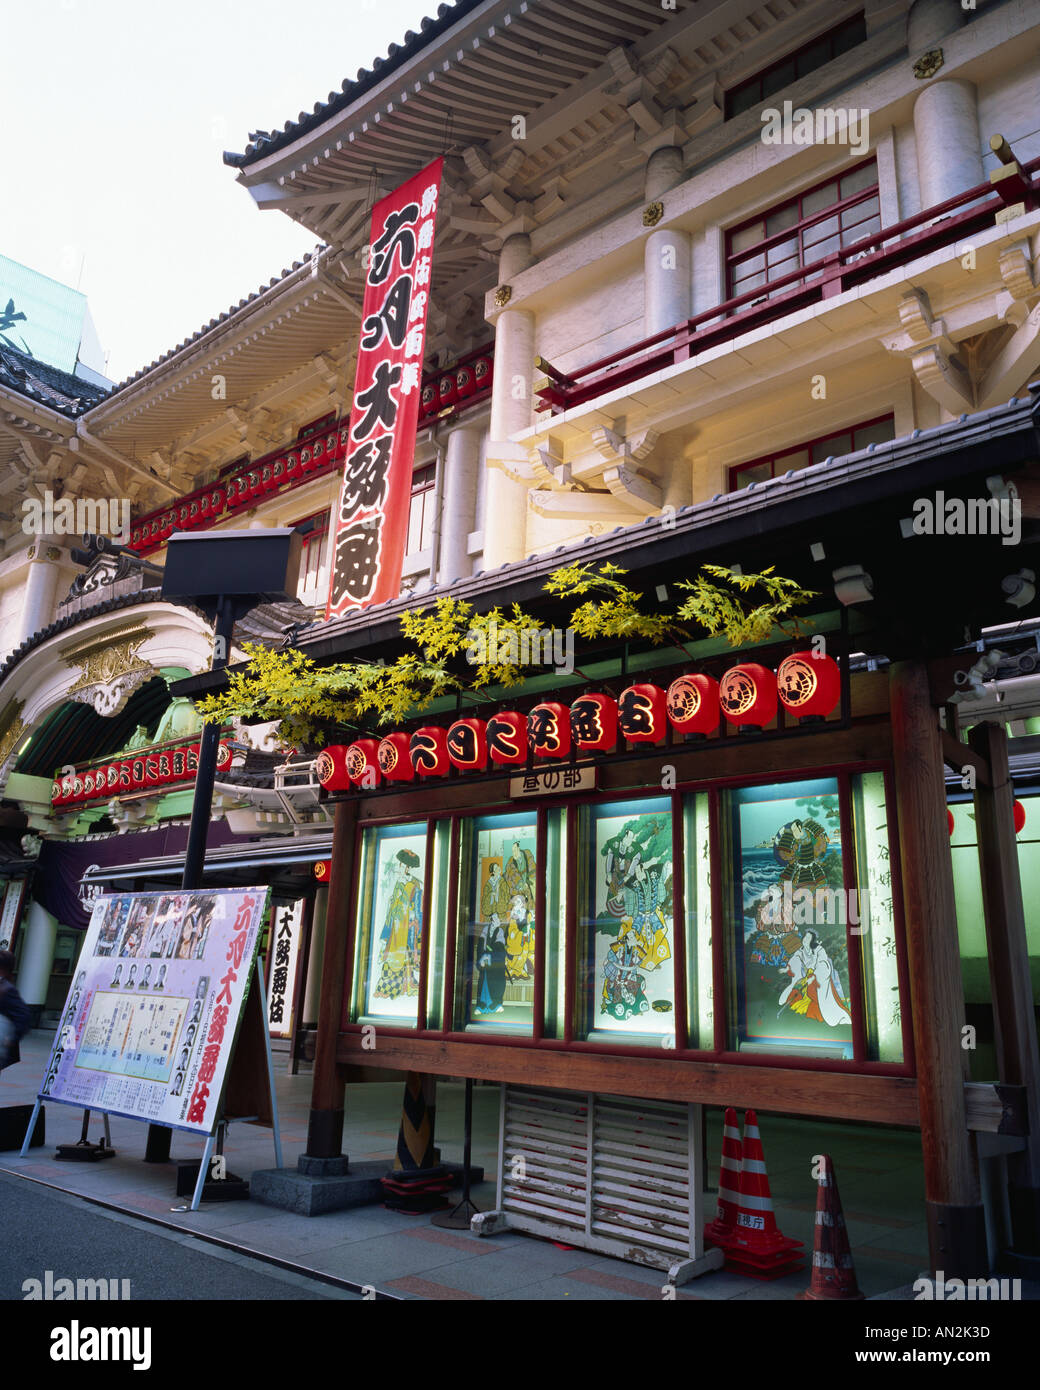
[643,201,665,227]
[494,284,513,307]
[913,48,943,80]
[62,628,155,716]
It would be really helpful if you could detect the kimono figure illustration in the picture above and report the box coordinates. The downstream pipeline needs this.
[373,848,423,999]
[501,841,535,916]
[601,926,650,1020]
[628,863,671,972]
[475,913,507,1015]
[481,864,503,921]
[504,893,534,980]
[749,898,802,970]
[772,819,830,887]
[604,828,642,919]
[777,930,851,1026]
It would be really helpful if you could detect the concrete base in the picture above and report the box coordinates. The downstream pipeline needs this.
[251,1157,485,1217]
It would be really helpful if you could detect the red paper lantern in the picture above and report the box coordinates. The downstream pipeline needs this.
[455,364,475,401]
[144,752,161,787]
[185,744,200,778]
[156,750,174,784]
[130,756,147,790]
[315,744,352,791]
[527,702,572,759]
[666,674,720,736]
[410,726,449,778]
[171,747,187,781]
[300,445,316,475]
[377,732,414,782]
[346,739,381,787]
[447,718,487,771]
[118,761,133,792]
[314,859,332,881]
[947,808,955,837]
[216,741,233,773]
[438,372,458,408]
[570,693,617,752]
[285,450,302,482]
[419,381,439,421]
[776,651,841,721]
[105,764,120,794]
[720,664,778,729]
[486,711,528,765]
[70,775,86,804]
[473,356,492,392]
[1014,799,1026,834]
[50,779,62,807]
[618,684,667,743]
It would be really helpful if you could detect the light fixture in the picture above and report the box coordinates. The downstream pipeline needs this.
[1003,569,1035,609]
[832,564,874,605]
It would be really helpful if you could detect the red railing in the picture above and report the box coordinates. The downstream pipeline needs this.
[535,159,1040,415]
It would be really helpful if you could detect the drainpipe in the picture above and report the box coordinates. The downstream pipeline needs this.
[75,420,179,498]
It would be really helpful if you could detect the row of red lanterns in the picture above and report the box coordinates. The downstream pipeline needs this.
[50,741,233,809]
[129,428,347,551]
[317,653,841,791]
[419,354,492,422]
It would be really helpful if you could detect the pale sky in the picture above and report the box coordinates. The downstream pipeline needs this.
[2,0,435,382]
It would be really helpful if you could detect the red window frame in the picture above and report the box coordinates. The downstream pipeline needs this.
[728,414,896,492]
[726,158,880,303]
[292,508,331,599]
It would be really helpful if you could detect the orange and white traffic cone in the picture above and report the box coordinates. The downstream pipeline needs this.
[704,1107,743,1248]
[725,1109,803,1278]
[799,1154,864,1300]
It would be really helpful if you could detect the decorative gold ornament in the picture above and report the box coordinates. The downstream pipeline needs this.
[0,701,26,778]
[45,547,60,562]
[643,201,665,227]
[913,48,944,80]
[62,627,155,716]
[26,546,35,561]
[494,284,513,307]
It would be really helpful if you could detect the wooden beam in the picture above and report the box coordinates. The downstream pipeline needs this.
[333,1033,920,1126]
[941,729,992,787]
[890,660,986,1277]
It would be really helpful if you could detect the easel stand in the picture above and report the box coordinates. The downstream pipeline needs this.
[431,1077,481,1230]
[53,1108,114,1162]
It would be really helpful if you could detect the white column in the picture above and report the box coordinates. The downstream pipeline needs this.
[438,425,482,586]
[907,0,966,52]
[15,548,61,647]
[913,79,983,208]
[644,146,692,338]
[484,232,534,570]
[18,900,57,1009]
[302,884,327,1025]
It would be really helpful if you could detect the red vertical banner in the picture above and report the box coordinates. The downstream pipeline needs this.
[325,157,443,619]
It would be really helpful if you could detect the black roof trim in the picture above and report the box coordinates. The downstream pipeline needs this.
[223,0,488,169]
[0,344,110,419]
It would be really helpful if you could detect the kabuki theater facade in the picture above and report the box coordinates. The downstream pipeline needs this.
[3,0,1040,1287]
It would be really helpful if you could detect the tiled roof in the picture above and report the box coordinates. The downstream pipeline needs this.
[100,250,326,396]
[0,344,109,418]
[223,0,487,168]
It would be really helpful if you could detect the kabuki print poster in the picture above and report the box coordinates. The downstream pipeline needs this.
[459,812,537,1031]
[325,158,443,619]
[583,797,674,1040]
[39,888,268,1133]
[353,824,427,1023]
[731,778,854,1058]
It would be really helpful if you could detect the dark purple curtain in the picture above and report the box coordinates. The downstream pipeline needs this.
[34,821,241,932]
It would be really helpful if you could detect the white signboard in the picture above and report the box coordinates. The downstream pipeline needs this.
[266,899,303,1039]
[40,888,268,1134]
[0,879,25,950]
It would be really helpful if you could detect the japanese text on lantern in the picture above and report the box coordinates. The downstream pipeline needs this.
[326,160,444,620]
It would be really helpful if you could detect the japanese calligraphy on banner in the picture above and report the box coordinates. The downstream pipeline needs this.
[0,879,26,951]
[38,888,268,1135]
[266,899,303,1039]
[325,157,443,619]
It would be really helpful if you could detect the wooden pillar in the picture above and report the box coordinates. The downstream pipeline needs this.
[304,797,358,1166]
[889,660,986,1276]
[969,720,1040,1259]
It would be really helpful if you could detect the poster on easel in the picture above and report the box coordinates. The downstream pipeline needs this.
[38,887,269,1134]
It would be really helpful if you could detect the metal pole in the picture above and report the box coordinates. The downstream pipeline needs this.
[147,595,236,1165]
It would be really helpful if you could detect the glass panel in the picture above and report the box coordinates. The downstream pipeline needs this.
[729,82,761,119]
[578,797,675,1044]
[723,778,854,1058]
[840,162,878,198]
[352,823,427,1026]
[774,448,810,473]
[729,222,764,255]
[766,257,800,286]
[796,36,831,77]
[733,269,766,297]
[761,58,796,99]
[545,807,568,1038]
[804,233,840,261]
[766,203,799,236]
[813,432,851,464]
[424,820,452,1029]
[455,812,538,1033]
[684,792,713,1049]
[766,237,798,267]
[801,181,839,216]
[853,418,896,450]
[841,195,879,230]
[852,772,903,1063]
[842,216,880,249]
[802,213,840,249]
[732,461,771,490]
[833,14,867,57]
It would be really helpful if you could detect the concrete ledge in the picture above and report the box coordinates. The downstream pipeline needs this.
[250,1158,486,1217]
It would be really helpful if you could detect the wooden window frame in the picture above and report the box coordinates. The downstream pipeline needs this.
[723,12,867,120]
[728,413,895,492]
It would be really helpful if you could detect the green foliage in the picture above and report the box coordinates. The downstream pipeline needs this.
[195,560,816,745]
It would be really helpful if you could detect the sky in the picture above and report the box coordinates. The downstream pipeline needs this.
[2,0,436,383]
